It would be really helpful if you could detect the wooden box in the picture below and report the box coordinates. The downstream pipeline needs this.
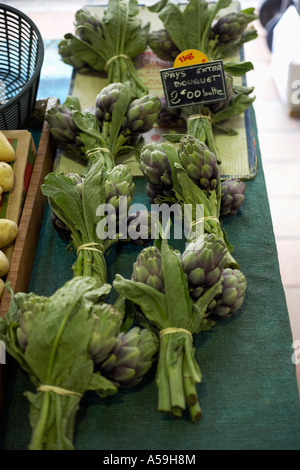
[0,105,56,419]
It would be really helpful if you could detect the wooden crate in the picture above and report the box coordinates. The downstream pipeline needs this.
[0,107,56,420]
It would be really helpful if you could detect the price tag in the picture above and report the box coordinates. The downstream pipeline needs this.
[173,49,209,68]
[160,59,228,110]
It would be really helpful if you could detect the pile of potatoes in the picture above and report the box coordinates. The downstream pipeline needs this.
[0,131,19,297]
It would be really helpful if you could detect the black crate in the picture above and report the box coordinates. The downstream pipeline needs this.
[0,3,44,130]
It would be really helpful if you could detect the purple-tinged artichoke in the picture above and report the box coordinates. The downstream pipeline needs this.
[207,268,247,319]
[220,178,246,217]
[212,10,257,44]
[140,143,175,204]
[156,97,186,129]
[100,327,159,388]
[122,94,161,137]
[95,82,126,125]
[147,29,180,61]
[178,135,219,191]
[181,233,228,301]
[46,105,84,158]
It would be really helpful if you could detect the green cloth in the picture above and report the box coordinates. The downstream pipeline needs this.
[0,106,300,450]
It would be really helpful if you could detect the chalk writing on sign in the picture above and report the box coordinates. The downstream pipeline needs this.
[160,60,228,110]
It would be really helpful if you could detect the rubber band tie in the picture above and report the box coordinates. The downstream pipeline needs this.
[86,147,111,158]
[37,384,83,398]
[104,54,130,71]
[160,327,193,341]
[77,242,103,255]
[191,216,220,227]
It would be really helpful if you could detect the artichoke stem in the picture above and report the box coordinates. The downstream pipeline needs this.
[189,401,202,423]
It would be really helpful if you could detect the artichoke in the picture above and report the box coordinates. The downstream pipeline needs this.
[212,10,257,44]
[105,164,135,211]
[147,29,180,61]
[132,245,164,293]
[140,143,175,204]
[46,105,84,158]
[178,135,219,191]
[75,8,102,42]
[181,233,228,301]
[95,82,127,125]
[207,268,247,319]
[122,94,161,137]
[156,97,186,129]
[220,178,246,217]
[89,303,123,365]
[99,327,159,388]
[16,296,49,351]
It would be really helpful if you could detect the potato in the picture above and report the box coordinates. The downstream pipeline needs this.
[0,279,4,298]
[0,162,14,192]
[0,131,15,162]
[0,250,9,277]
[0,219,18,248]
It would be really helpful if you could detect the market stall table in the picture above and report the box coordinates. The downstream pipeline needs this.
[0,10,300,451]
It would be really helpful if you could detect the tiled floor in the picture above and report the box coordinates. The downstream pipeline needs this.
[4,0,300,394]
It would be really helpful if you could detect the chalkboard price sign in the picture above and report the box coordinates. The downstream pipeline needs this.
[160,59,228,110]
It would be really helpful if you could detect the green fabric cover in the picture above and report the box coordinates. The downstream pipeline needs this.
[0,107,299,450]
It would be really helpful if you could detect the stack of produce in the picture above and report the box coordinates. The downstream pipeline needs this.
[0,132,19,295]
[58,0,150,98]
[43,82,161,286]
[0,277,158,450]
[0,0,255,449]
[139,134,247,268]
[114,233,247,421]
[46,82,161,167]
[147,0,257,161]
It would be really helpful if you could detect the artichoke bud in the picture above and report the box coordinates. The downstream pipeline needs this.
[220,178,246,217]
[212,11,257,44]
[181,233,228,301]
[95,83,125,125]
[178,135,219,191]
[207,268,247,319]
[89,304,123,364]
[100,327,158,388]
[132,246,164,293]
[147,29,180,61]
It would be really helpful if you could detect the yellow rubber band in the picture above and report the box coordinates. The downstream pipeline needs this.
[77,242,103,255]
[37,384,83,398]
[85,147,111,158]
[160,327,193,341]
[104,54,130,71]
[187,114,211,122]
[191,216,220,227]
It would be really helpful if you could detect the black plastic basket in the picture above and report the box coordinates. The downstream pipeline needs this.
[0,3,44,130]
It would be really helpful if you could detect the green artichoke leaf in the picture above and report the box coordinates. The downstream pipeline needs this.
[113,274,169,329]
[72,110,106,145]
[211,93,256,124]
[87,371,118,396]
[61,33,107,71]
[63,95,82,112]
[160,238,194,327]
[109,81,133,153]
[156,2,186,52]
[193,277,224,333]
[125,22,150,58]
[147,0,169,13]
[41,173,86,235]
[162,133,186,143]
[173,163,212,210]
[223,60,254,76]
